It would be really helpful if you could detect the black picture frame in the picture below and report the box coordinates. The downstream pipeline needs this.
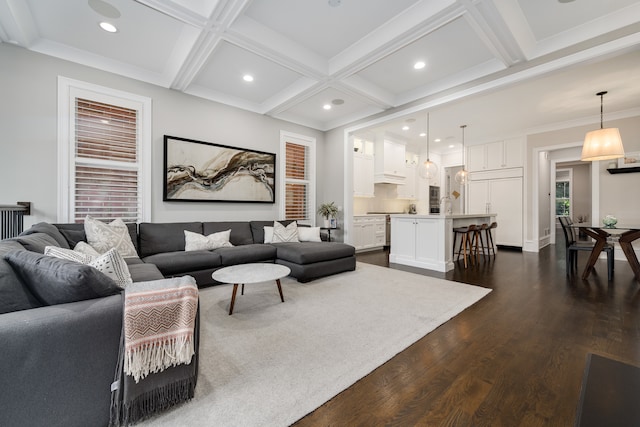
[163,135,276,203]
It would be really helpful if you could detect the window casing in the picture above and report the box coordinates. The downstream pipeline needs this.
[555,169,572,218]
[280,132,315,224]
[58,77,151,223]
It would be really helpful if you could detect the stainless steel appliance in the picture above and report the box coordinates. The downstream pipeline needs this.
[429,186,440,214]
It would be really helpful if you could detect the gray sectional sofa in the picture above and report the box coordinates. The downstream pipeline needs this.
[0,219,355,427]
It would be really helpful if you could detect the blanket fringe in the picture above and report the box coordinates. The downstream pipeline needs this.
[125,335,194,383]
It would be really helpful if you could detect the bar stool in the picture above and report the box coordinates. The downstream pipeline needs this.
[473,223,488,259]
[453,224,477,268]
[484,222,497,257]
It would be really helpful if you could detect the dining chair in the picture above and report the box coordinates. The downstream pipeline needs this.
[558,216,614,280]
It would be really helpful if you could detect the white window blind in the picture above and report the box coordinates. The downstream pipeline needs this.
[280,132,315,224]
[58,77,151,224]
[73,98,140,223]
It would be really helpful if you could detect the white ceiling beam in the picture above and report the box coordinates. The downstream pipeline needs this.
[259,77,319,115]
[184,83,263,112]
[490,0,537,59]
[264,81,330,117]
[530,3,640,59]
[134,0,209,27]
[328,0,462,77]
[336,75,395,109]
[461,0,526,67]
[226,16,328,79]
[0,0,38,46]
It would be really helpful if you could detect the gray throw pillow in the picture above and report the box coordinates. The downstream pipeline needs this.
[20,222,70,249]
[0,242,42,314]
[14,233,60,254]
[4,250,121,305]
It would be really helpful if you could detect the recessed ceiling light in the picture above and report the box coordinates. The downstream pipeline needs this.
[99,21,118,33]
[323,104,332,110]
[402,126,409,131]
[243,74,254,82]
[435,138,441,142]
[414,61,426,70]
[449,144,455,148]
[419,132,426,137]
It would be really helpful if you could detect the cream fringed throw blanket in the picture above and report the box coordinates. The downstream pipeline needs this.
[123,276,199,383]
[110,276,199,427]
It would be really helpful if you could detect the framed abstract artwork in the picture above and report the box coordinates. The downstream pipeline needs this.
[618,151,640,169]
[163,135,276,203]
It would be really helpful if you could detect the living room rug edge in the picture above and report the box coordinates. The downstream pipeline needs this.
[141,262,491,427]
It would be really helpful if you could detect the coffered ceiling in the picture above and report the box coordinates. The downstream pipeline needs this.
[1,0,639,149]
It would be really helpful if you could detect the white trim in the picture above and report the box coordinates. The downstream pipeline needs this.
[555,168,573,220]
[279,131,316,225]
[57,76,152,223]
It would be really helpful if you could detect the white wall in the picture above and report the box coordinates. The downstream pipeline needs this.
[526,116,640,248]
[0,44,325,226]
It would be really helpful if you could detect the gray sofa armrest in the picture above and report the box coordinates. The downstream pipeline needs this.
[0,294,123,427]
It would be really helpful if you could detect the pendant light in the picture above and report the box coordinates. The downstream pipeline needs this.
[419,112,439,179]
[455,125,469,184]
[581,91,624,161]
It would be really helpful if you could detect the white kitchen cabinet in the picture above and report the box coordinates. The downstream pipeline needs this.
[374,139,406,184]
[353,215,385,251]
[397,164,417,199]
[467,138,524,172]
[390,216,446,268]
[468,174,523,247]
[353,152,374,197]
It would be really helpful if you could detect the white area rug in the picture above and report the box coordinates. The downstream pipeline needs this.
[142,262,491,427]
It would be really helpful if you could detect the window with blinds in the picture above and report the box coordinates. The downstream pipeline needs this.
[281,133,315,224]
[72,98,141,223]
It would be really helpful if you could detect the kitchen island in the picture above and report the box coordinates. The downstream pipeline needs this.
[389,213,497,272]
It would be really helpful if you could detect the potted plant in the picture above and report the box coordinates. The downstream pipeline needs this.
[318,202,338,228]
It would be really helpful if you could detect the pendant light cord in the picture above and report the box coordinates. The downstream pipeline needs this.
[426,113,430,161]
[597,91,607,129]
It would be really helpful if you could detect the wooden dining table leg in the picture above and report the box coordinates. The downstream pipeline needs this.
[580,228,610,280]
[618,229,640,282]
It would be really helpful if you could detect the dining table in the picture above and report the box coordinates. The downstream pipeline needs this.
[571,223,640,282]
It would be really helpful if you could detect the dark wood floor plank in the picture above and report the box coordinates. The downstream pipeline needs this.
[293,243,640,426]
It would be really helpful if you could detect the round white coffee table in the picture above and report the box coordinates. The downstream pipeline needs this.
[212,263,291,315]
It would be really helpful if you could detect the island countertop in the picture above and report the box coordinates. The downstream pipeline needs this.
[390,213,497,219]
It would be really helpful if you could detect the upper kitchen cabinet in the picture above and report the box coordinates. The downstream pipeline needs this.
[374,139,406,184]
[353,138,375,197]
[468,137,524,172]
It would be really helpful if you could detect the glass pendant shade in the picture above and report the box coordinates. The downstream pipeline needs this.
[581,91,624,161]
[419,112,438,179]
[455,124,468,184]
[419,159,438,179]
[455,168,469,184]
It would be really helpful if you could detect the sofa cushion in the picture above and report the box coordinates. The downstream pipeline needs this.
[203,222,254,246]
[84,216,138,258]
[4,250,121,305]
[20,222,70,249]
[250,220,295,245]
[214,244,277,266]
[272,242,355,265]
[0,241,42,314]
[142,250,221,276]
[127,263,164,282]
[14,232,60,253]
[272,221,299,243]
[45,246,133,288]
[298,226,322,242]
[139,222,203,257]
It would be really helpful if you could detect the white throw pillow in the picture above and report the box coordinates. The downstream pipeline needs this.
[272,221,299,243]
[263,226,274,243]
[74,241,101,257]
[298,226,322,242]
[44,245,94,264]
[184,229,233,251]
[88,248,133,288]
[84,216,138,258]
[45,246,132,288]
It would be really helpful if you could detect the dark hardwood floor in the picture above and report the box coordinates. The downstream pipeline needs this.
[293,242,640,426]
